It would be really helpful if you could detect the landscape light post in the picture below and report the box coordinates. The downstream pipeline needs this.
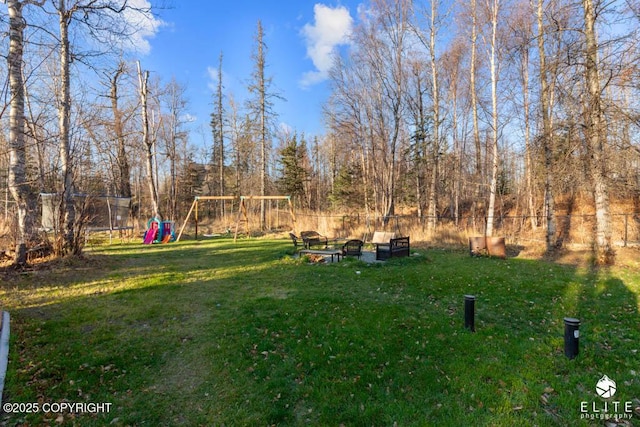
[563,317,580,359]
[464,295,476,332]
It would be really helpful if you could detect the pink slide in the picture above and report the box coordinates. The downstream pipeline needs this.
[143,221,159,244]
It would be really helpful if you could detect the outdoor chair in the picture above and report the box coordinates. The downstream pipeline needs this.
[289,232,302,250]
[342,239,364,259]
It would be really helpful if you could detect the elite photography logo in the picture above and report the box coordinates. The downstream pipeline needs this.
[580,375,633,422]
[596,375,617,399]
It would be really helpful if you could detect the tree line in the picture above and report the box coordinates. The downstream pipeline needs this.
[321,0,639,264]
[1,0,639,266]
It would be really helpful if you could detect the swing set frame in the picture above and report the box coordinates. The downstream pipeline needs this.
[233,196,297,242]
[176,195,296,242]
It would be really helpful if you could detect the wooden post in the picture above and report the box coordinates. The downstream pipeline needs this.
[195,198,199,240]
[234,197,248,242]
[176,198,197,242]
[287,197,297,233]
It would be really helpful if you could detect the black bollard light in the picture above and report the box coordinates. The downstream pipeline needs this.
[563,317,580,359]
[464,295,476,332]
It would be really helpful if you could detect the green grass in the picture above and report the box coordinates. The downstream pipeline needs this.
[1,238,639,426]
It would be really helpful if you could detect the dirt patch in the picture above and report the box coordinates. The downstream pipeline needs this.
[305,254,326,263]
[0,253,112,286]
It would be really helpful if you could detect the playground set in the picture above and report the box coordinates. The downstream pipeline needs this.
[143,195,295,245]
[143,218,176,244]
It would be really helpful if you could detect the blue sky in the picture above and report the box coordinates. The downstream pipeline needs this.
[142,1,361,147]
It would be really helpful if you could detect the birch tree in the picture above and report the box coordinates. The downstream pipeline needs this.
[404,58,429,219]
[485,0,502,237]
[470,0,483,221]
[536,0,558,251]
[511,0,537,232]
[351,0,412,223]
[53,0,155,254]
[6,0,44,265]
[581,0,613,263]
[421,0,444,232]
[441,38,466,226]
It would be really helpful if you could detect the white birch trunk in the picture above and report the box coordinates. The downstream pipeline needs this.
[58,2,77,254]
[7,0,30,265]
[137,61,160,219]
[582,0,614,263]
[485,0,500,237]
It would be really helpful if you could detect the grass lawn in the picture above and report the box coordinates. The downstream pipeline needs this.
[1,238,639,426]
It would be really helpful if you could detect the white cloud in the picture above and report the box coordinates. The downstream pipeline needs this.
[300,4,353,88]
[118,0,165,55]
[279,122,293,135]
[206,66,233,94]
[180,113,197,123]
[207,66,220,92]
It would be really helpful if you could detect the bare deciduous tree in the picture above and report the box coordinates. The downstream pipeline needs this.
[537,0,557,252]
[137,60,160,219]
[485,0,502,237]
[53,0,155,254]
[159,77,188,220]
[110,61,133,199]
[6,0,44,265]
[581,0,614,263]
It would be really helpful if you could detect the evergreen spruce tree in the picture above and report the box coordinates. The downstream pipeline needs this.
[277,133,307,205]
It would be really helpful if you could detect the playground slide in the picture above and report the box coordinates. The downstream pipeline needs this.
[143,228,156,244]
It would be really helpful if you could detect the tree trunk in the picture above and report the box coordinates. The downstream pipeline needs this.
[582,0,614,263]
[520,30,537,231]
[470,0,482,179]
[216,53,225,216]
[110,62,132,198]
[537,0,556,252]
[485,0,500,237]
[426,0,440,233]
[7,0,31,265]
[58,3,77,255]
[23,78,47,191]
[137,61,160,219]
[359,130,371,214]
[470,0,482,231]
[251,21,268,229]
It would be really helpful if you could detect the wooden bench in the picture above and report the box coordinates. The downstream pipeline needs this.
[372,231,410,261]
[300,231,328,249]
